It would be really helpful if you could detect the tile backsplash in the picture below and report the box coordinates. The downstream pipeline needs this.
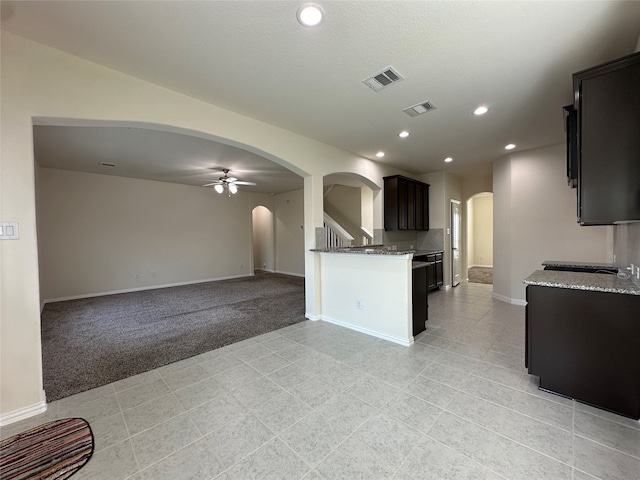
[613,222,640,285]
[373,228,444,252]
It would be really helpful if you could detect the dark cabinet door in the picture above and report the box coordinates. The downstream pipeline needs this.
[397,178,408,230]
[412,267,427,336]
[527,285,640,419]
[407,182,416,230]
[383,176,430,231]
[435,257,443,288]
[426,262,436,290]
[574,52,640,224]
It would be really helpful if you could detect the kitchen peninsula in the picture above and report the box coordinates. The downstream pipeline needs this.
[312,246,429,346]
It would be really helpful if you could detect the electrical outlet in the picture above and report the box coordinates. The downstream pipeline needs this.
[356,299,363,310]
[0,222,19,240]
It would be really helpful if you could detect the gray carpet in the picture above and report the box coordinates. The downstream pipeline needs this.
[41,271,305,401]
[468,266,493,285]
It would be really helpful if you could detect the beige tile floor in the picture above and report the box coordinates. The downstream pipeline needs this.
[2,282,639,479]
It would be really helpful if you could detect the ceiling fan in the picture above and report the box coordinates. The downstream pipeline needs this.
[203,168,256,196]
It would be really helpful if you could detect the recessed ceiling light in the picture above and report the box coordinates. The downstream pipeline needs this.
[473,106,489,116]
[398,131,410,138]
[505,143,516,150]
[444,157,453,163]
[297,3,324,27]
[376,151,385,158]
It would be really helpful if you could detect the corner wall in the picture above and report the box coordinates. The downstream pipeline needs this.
[274,189,305,276]
[493,144,613,303]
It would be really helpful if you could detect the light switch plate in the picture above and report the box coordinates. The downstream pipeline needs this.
[0,222,19,240]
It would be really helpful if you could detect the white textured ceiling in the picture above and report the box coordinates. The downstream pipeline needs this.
[3,1,640,189]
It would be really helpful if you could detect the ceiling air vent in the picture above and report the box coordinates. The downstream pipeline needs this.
[403,101,437,117]
[362,66,404,92]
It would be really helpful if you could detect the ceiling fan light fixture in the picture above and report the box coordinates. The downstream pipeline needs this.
[229,183,238,194]
[214,184,224,193]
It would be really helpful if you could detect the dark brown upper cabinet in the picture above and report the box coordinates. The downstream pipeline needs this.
[384,175,430,231]
[571,51,640,225]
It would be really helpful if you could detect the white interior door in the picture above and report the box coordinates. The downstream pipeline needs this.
[451,200,462,287]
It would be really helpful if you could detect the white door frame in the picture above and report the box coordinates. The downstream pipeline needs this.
[450,199,462,287]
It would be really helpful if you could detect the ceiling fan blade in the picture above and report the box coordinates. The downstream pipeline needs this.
[233,181,257,186]
[202,182,223,187]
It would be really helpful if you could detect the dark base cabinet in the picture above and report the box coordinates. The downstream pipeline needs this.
[526,285,640,419]
[415,252,443,291]
[412,266,428,336]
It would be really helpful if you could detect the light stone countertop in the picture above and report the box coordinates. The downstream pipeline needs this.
[311,246,414,255]
[524,270,640,296]
[412,261,430,269]
[310,246,443,256]
[542,260,617,270]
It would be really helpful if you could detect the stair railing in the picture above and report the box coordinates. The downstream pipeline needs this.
[323,212,354,248]
[360,227,374,246]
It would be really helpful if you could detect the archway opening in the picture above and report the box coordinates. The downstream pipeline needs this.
[466,192,494,285]
[322,173,378,248]
[252,205,274,272]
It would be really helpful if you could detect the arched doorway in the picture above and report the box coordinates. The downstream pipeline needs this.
[466,192,494,284]
[252,205,274,272]
[322,173,378,247]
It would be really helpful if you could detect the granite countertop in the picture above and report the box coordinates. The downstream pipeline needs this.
[311,246,444,256]
[524,270,640,296]
[310,246,414,255]
[413,249,444,256]
[542,260,617,270]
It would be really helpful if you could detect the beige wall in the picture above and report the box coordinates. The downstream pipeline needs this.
[493,158,513,299]
[274,189,305,276]
[493,144,613,303]
[252,205,274,272]
[613,222,640,278]
[324,185,362,245]
[469,194,493,267]
[1,31,405,421]
[37,167,268,301]
[421,172,445,229]
[443,173,463,288]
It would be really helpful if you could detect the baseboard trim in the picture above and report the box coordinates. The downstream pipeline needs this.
[305,313,322,321]
[274,270,305,278]
[492,292,527,306]
[468,264,494,269]
[320,315,413,346]
[1,397,47,426]
[42,274,253,305]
